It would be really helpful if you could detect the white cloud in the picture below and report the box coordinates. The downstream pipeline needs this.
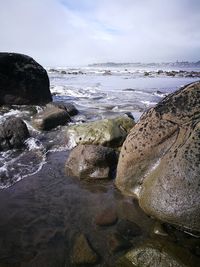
[0,0,199,66]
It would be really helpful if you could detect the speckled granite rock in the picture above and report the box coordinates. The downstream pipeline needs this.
[65,144,118,180]
[116,82,200,232]
[116,240,198,267]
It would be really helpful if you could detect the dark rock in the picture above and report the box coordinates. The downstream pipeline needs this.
[0,53,52,105]
[60,70,66,74]
[32,107,71,131]
[65,144,118,180]
[116,81,200,232]
[116,220,142,239]
[108,233,131,253]
[166,71,176,77]
[46,102,78,116]
[103,70,112,75]
[48,68,59,73]
[71,234,98,265]
[157,70,164,74]
[0,117,30,151]
[95,207,118,226]
[125,112,135,120]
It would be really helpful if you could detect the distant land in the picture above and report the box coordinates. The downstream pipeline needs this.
[88,61,200,68]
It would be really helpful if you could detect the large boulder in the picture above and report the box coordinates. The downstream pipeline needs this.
[65,144,118,180]
[116,82,200,232]
[0,53,52,105]
[32,106,71,131]
[65,116,135,148]
[0,117,30,150]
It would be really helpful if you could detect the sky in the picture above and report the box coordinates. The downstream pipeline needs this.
[0,0,199,66]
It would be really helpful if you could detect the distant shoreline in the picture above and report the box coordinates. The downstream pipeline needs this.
[88,61,200,68]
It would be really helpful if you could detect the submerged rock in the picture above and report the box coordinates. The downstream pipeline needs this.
[108,232,131,253]
[116,220,142,239]
[116,81,200,232]
[0,53,52,105]
[0,117,30,151]
[66,115,135,148]
[95,207,118,226]
[65,144,118,180]
[116,240,198,267]
[32,106,71,131]
[71,234,98,265]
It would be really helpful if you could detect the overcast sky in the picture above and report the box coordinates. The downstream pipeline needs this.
[0,0,199,66]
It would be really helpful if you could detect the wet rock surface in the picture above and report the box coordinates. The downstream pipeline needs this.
[46,102,78,116]
[0,117,30,151]
[116,81,200,232]
[0,53,52,105]
[32,106,71,131]
[65,144,118,180]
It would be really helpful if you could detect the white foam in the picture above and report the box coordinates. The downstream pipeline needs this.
[153,92,168,98]
[141,100,157,106]
[25,137,45,151]
[0,151,46,189]
[0,109,23,123]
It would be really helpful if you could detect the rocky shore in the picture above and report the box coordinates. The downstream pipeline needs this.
[0,53,199,267]
[48,66,200,79]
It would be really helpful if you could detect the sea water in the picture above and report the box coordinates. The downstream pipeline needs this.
[0,65,199,188]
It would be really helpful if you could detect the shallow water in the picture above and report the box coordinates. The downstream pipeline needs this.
[0,151,199,266]
[0,151,154,266]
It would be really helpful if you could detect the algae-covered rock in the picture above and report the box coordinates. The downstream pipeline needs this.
[116,81,200,232]
[66,115,135,148]
[116,240,198,267]
[65,144,118,180]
